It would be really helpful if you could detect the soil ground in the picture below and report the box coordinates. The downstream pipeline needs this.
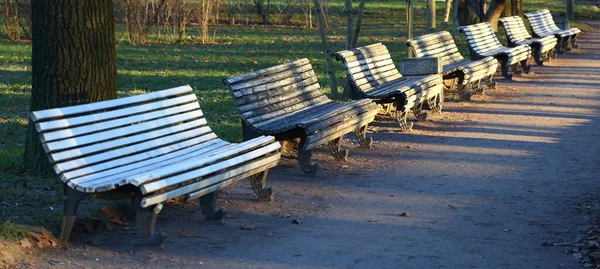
[3,24,600,269]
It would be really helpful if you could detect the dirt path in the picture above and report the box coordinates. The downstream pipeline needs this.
[19,26,600,268]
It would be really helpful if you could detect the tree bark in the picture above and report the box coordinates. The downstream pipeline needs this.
[426,0,436,32]
[442,0,452,28]
[350,0,366,48]
[25,0,117,176]
[344,0,353,49]
[486,0,506,31]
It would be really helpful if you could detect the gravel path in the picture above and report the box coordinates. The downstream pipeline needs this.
[31,24,600,269]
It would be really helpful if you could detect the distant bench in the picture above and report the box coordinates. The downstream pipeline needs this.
[460,22,531,80]
[407,31,498,100]
[224,59,378,175]
[31,85,281,244]
[334,43,444,131]
[524,9,581,53]
[500,15,558,65]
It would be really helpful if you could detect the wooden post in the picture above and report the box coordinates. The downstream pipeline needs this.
[407,0,413,57]
[312,0,338,97]
[426,0,436,33]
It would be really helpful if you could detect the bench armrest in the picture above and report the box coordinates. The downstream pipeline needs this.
[398,57,442,76]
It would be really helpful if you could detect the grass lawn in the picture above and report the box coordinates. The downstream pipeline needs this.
[0,2,598,238]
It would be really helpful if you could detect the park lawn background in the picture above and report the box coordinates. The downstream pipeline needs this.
[0,1,597,238]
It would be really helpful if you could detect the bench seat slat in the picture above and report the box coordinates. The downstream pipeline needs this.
[31,85,193,122]
[41,101,200,143]
[44,109,205,153]
[139,142,281,194]
[53,125,212,174]
[35,94,198,133]
[143,154,281,207]
[66,137,226,190]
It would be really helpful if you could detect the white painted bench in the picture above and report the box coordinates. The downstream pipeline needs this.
[524,9,581,53]
[223,59,378,175]
[407,31,499,100]
[459,22,531,80]
[31,85,281,244]
[334,43,444,131]
[500,15,558,65]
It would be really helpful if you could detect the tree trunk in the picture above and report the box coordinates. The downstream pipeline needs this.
[350,0,366,48]
[25,0,117,176]
[426,0,436,32]
[312,0,338,98]
[344,0,353,49]
[486,0,506,31]
[514,0,523,17]
[442,0,452,28]
[503,0,512,17]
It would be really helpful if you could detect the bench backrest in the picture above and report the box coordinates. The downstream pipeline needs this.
[334,43,402,93]
[459,22,504,57]
[524,9,561,35]
[500,16,533,43]
[406,31,465,66]
[223,58,330,127]
[31,85,217,191]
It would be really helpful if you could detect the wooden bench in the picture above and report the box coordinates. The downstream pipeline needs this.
[407,31,499,100]
[31,85,281,244]
[223,58,378,175]
[500,15,558,65]
[334,43,444,131]
[524,9,581,54]
[459,22,531,80]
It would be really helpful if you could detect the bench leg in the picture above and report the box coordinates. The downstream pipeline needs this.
[520,60,531,74]
[427,91,443,114]
[551,48,557,59]
[200,192,226,221]
[564,36,573,51]
[131,193,167,246]
[59,184,86,244]
[571,35,578,49]
[554,37,565,54]
[250,170,275,201]
[379,103,394,115]
[395,110,413,131]
[457,84,472,101]
[533,47,544,65]
[412,102,428,122]
[501,62,513,80]
[298,137,319,175]
[471,80,484,95]
[328,137,349,161]
[511,63,521,75]
[484,75,497,90]
[241,120,262,141]
[355,125,373,149]
[442,77,458,92]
